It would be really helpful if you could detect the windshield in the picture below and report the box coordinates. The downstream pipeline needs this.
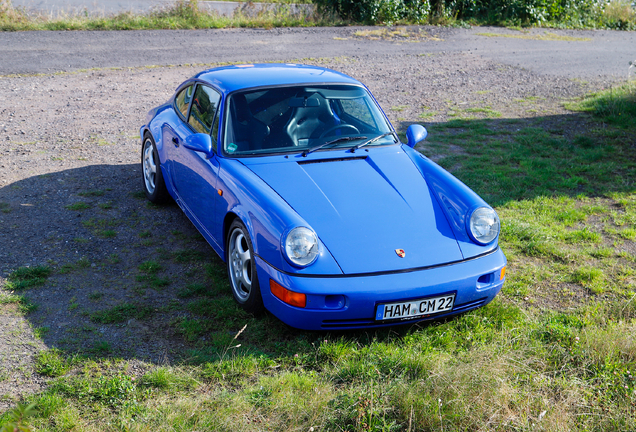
[222,84,394,156]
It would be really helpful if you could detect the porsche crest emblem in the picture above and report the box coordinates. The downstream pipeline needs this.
[395,249,406,258]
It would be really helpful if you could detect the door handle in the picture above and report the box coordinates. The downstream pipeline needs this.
[172,137,179,147]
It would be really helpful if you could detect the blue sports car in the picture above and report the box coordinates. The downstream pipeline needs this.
[140,63,506,330]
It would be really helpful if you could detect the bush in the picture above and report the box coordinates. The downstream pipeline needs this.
[316,0,431,24]
[318,0,636,27]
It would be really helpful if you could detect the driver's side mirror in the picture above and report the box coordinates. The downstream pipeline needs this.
[406,124,428,148]
[183,133,214,158]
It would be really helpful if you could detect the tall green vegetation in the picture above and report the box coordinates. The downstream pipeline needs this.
[0,0,335,31]
[1,0,634,29]
[316,0,636,28]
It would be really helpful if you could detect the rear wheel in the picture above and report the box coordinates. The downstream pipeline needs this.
[227,219,264,314]
[141,134,169,204]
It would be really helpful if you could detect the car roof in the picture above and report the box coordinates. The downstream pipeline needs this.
[192,63,362,94]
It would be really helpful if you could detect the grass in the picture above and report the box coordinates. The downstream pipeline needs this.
[136,260,171,288]
[90,302,156,324]
[0,0,334,31]
[0,293,37,314]
[65,202,90,211]
[477,31,592,41]
[5,266,51,291]
[1,83,636,431]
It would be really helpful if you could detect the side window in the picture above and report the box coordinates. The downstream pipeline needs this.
[188,85,221,135]
[175,85,194,119]
[340,98,376,128]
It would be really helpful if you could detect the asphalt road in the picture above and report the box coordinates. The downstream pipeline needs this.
[1,26,635,78]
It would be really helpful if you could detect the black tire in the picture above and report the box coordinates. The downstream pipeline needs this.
[227,219,264,314]
[141,134,170,204]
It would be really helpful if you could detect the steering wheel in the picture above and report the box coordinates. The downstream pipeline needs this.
[319,124,360,138]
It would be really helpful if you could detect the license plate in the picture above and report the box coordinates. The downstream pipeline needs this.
[375,294,455,321]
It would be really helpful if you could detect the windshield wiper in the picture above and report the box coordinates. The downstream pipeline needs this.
[302,135,367,157]
[350,132,398,153]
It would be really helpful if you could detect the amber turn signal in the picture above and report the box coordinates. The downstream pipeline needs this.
[500,266,507,280]
[270,280,306,308]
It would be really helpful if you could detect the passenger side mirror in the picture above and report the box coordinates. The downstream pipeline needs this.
[406,124,428,148]
[183,133,214,158]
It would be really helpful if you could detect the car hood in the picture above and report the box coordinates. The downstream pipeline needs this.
[243,147,464,274]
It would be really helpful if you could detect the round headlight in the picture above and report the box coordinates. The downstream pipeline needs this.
[284,227,319,267]
[468,207,500,245]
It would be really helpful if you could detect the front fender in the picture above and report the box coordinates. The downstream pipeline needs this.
[218,158,343,276]
[403,145,499,259]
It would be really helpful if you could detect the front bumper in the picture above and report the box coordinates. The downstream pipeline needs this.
[256,248,507,330]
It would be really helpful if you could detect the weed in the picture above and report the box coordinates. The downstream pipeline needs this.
[90,303,155,324]
[0,402,37,432]
[138,260,161,274]
[98,229,117,238]
[0,293,37,314]
[78,189,105,197]
[106,253,121,265]
[6,266,51,291]
[136,274,170,288]
[35,350,72,377]
[177,283,209,298]
[65,202,90,211]
[172,248,207,263]
[88,291,104,301]
[390,105,409,112]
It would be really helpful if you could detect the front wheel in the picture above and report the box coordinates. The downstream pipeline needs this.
[227,220,264,314]
[141,134,170,204]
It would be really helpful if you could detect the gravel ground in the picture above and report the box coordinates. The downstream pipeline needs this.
[0,51,622,410]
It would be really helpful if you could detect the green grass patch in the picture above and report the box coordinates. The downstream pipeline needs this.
[65,202,90,211]
[136,260,170,288]
[35,350,74,377]
[90,303,155,324]
[0,293,37,314]
[567,81,636,129]
[6,266,51,291]
[172,248,207,263]
[77,189,105,197]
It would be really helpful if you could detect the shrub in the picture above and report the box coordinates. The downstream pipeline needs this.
[318,0,636,27]
[316,0,431,24]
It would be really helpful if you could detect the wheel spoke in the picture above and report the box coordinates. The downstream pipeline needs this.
[143,143,157,192]
[148,154,157,174]
[229,227,253,302]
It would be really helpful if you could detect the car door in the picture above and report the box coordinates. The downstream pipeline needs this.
[162,83,194,181]
[170,83,223,247]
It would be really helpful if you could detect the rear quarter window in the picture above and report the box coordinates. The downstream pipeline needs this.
[175,85,194,119]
